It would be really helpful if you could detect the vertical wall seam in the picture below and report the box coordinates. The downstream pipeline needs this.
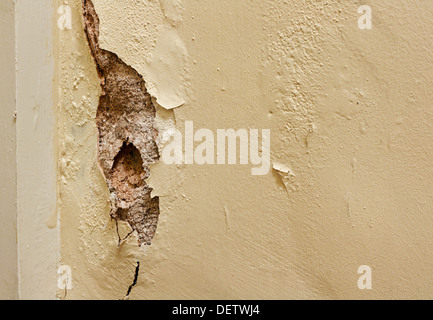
[14,0,21,300]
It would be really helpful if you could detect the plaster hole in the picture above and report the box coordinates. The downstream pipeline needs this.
[83,0,160,246]
[111,143,147,205]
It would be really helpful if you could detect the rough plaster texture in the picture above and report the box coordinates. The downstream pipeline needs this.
[58,0,433,299]
[83,0,160,246]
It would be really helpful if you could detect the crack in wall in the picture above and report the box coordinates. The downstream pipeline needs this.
[82,0,160,246]
[125,262,140,299]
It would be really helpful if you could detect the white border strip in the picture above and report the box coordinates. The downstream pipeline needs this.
[15,0,58,300]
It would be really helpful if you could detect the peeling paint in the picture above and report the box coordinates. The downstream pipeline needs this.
[273,162,297,193]
[145,1,189,110]
[57,0,433,300]
[83,0,160,246]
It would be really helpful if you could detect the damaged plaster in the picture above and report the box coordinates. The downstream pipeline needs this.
[91,0,189,110]
[58,0,433,300]
[83,0,160,246]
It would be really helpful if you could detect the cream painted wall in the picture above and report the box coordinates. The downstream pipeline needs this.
[0,0,58,300]
[0,0,18,300]
[54,0,433,300]
[15,0,58,300]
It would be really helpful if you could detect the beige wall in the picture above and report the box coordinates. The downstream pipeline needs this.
[55,0,433,299]
[16,0,58,299]
[0,0,18,300]
[2,0,431,301]
[0,0,58,300]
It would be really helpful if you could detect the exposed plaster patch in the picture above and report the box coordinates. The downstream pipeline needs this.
[91,0,189,111]
[82,0,160,246]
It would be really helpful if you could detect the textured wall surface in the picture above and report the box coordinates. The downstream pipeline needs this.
[58,0,433,299]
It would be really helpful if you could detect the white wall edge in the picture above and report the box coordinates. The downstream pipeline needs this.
[15,0,59,300]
